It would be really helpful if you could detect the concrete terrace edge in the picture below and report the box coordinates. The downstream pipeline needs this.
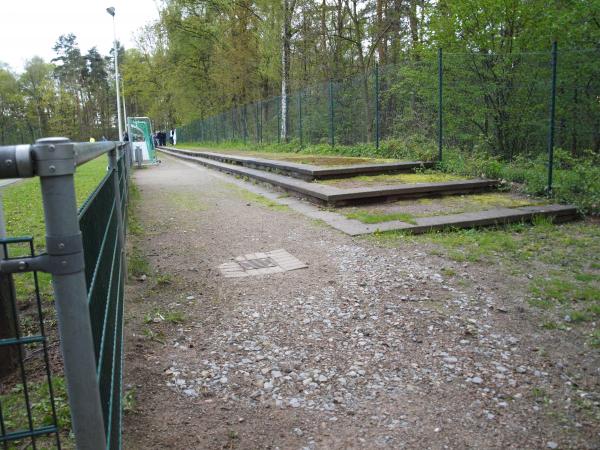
[158,147,498,206]
[160,150,579,236]
[159,146,435,180]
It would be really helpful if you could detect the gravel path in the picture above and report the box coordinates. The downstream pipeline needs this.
[123,155,598,449]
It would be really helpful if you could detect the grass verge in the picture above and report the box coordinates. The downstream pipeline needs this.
[3,157,108,302]
[370,219,600,347]
[345,210,417,224]
[0,376,73,448]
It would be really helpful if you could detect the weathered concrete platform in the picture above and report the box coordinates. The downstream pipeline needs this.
[159,147,498,206]
[160,146,434,181]
[166,153,580,235]
[329,204,579,235]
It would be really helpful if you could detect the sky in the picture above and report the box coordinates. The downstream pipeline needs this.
[0,0,161,73]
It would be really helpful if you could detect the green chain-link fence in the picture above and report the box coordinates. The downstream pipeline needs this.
[177,46,599,190]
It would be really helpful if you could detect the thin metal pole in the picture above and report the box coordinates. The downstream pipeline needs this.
[36,138,106,449]
[547,41,558,194]
[231,109,235,141]
[375,63,380,149]
[298,90,303,148]
[243,105,248,145]
[259,101,263,144]
[120,76,127,133]
[255,103,260,143]
[277,99,281,144]
[112,16,123,141]
[438,48,443,162]
[329,79,335,147]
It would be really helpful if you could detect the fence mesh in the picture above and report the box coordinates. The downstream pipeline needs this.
[79,150,127,450]
[0,238,62,449]
[177,48,600,161]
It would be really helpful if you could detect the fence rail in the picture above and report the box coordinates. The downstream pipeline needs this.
[0,138,131,449]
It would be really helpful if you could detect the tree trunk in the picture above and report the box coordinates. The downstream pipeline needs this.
[408,0,419,49]
[376,0,386,64]
[0,198,18,378]
[0,275,18,378]
[281,0,296,142]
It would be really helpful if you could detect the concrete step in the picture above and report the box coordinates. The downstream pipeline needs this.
[159,148,499,206]
[332,204,579,235]
[160,146,434,181]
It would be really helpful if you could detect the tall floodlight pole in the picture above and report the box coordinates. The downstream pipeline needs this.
[121,76,128,134]
[107,7,123,141]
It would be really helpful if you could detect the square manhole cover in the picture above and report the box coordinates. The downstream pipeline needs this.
[218,249,307,278]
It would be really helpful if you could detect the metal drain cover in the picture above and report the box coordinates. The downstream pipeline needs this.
[238,257,277,270]
[218,249,307,278]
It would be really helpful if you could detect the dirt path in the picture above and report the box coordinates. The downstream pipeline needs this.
[123,155,598,449]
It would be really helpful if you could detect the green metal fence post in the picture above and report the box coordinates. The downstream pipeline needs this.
[255,102,260,143]
[259,101,263,144]
[243,105,248,145]
[220,114,224,143]
[438,47,443,162]
[329,79,335,147]
[220,114,223,141]
[547,41,558,195]
[298,90,303,148]
[277,99,281,144]
[375,63,380,149]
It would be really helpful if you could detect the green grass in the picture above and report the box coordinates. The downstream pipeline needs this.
[3,158,109,302]
[320,171,465,186]
[341,192,547,225]
[128,246,150,278]
[144,308,185,325]
[370,220,600,342]
[161,190,206,211]
[177,143,394,166]
[155,273,173,286]
[225,183,290,211]
[141,327,166,344]
[126,179,151,279]
[127,182,143,237]
[164,310,185,324]
[345,210,417,224]
[4,157,108,248]
[590,329,600,348]
[0,376,73,448]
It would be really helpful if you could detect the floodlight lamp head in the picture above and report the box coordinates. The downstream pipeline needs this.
[106,7,115,16]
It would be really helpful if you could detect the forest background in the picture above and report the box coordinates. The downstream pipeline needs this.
[1,0,599,213]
